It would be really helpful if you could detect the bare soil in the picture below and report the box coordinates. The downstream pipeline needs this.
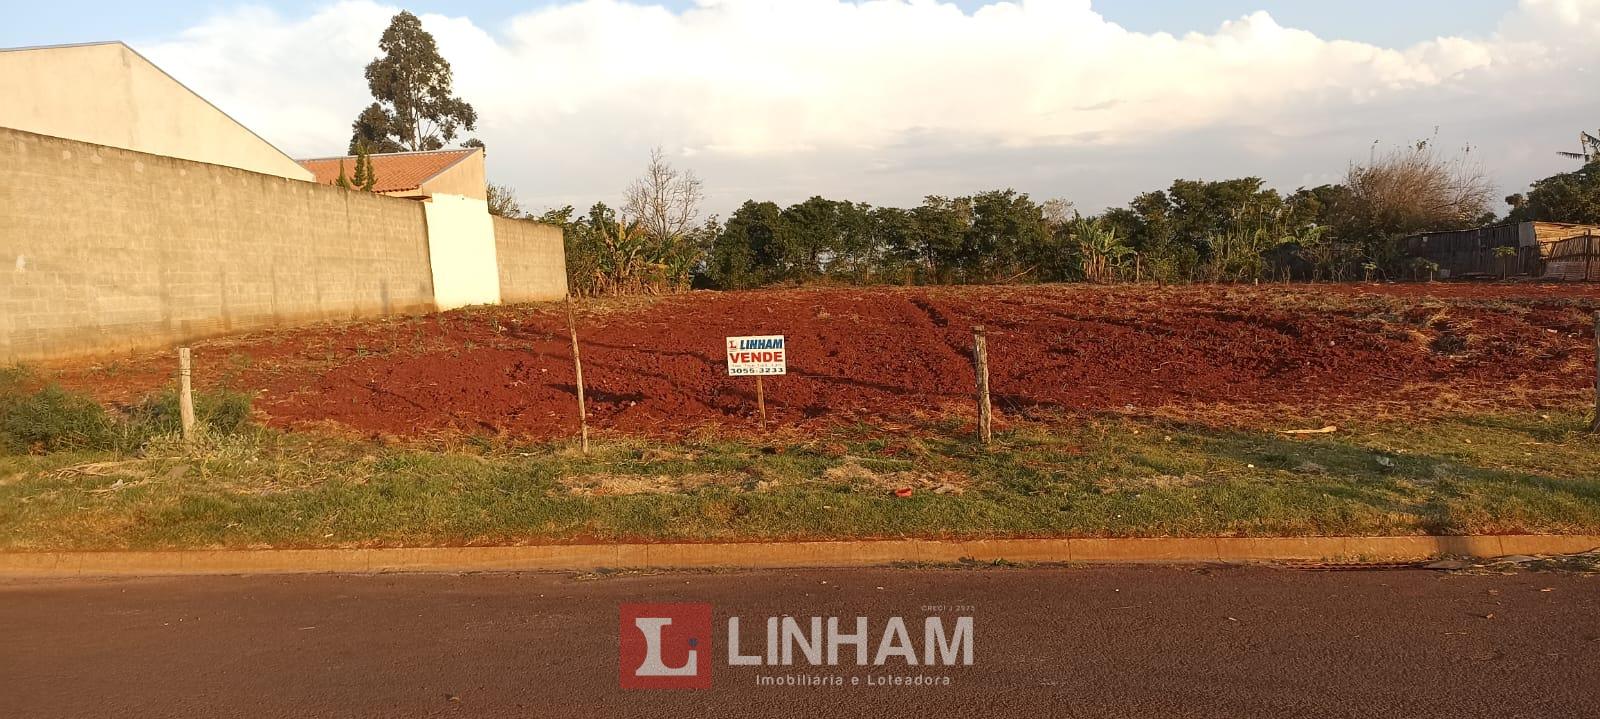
[48,283,1600,439]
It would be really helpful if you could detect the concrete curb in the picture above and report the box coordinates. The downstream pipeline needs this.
[2,535,1597,578]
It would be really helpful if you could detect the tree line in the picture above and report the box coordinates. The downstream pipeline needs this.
[526,136,1598,295]
[347,12,1598,296]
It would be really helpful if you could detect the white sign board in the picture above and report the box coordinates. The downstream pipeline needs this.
[726,335,787,376]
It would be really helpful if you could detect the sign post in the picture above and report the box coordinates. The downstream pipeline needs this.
[756,376,766,428]
[726,335,786,427]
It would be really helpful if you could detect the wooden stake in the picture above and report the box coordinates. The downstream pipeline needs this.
[1591,311,1599,434]
[565,296,589,454]
[973,326,992,445]
[756,376,767,428]
[177,347,195,442]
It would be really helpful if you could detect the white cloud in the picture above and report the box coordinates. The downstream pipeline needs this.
[142,0,1600,215]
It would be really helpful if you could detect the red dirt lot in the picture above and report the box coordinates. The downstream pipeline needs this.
[48,283,1600,440]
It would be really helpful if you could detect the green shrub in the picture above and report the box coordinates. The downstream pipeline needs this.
[127,388,254,438]
[0,367,253,455]
[0,365,31,393]
[0,384,114,453]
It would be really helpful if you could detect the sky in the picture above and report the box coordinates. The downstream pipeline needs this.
[2,0,1596,217]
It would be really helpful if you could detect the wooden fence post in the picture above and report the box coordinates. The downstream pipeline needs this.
[973,326,992,445]
[177,348,195,442]
[566,296,590,455]
[1591,311,1599,434]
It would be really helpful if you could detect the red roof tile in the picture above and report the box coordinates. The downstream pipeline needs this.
[298,148,476,195]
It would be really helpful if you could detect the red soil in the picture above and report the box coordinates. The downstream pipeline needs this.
[50,283,1600,439]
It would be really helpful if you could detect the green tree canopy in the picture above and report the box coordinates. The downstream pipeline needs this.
[349,11,478,153]
[964,189,1047,283]
[350,142,376,191]
[1508,162,1600,224]
[707,201,785,290]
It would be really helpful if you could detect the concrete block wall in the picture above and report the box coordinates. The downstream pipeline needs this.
[492,215,569,303]
[1,127,438,363]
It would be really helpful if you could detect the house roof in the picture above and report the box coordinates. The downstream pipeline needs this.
[297,148,479,195]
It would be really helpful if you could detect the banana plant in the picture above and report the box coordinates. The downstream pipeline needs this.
[1558,129,1600,163]
[1070,218,1132,283]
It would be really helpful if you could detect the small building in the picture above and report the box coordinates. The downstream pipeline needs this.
[1,40,567,362]
[1400,221,1600,279]
[297,148,488,202]
[0,41,313,181]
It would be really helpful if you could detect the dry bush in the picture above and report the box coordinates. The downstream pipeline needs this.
[624,147,704,248]
[1339,139,1495,245]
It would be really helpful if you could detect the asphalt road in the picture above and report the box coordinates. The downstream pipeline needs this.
[2,565,1596,718]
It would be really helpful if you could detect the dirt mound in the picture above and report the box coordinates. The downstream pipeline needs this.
[51,283,1600,439]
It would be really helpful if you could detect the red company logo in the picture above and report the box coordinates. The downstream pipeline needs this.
[619,603,713,690]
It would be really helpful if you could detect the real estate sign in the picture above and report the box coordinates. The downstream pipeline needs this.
[726,335,787,376]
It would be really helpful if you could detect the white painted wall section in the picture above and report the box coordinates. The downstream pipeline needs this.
[422,194,503,310]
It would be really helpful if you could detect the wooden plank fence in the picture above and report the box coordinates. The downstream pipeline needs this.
[1543,231,1599,282]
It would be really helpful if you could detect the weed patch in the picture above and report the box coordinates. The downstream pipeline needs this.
[0,367,253,456]
[0,409,1597,550]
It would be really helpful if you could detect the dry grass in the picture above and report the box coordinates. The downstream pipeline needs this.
[822,457,969,495]
[563,472,741,496]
